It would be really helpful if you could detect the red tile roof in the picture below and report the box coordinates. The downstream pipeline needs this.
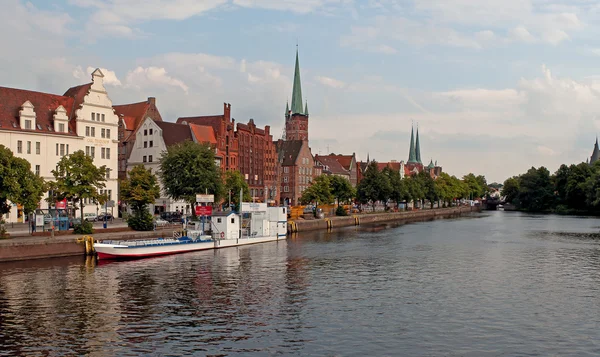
[0,83,91,136]
[113,101,149,130]
[189,124,217,145]
[155,122,193,147]
[331,154,354,170]
[177,116,222,136]
[314,155,350,176]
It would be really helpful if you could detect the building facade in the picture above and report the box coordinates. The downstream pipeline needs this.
[0,69,119,222]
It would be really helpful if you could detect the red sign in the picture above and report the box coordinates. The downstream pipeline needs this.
[55,199,67,209]
[195,206,213,216]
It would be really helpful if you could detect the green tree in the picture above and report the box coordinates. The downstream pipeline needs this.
[418,171,439,208]
[502,176,520,204]
[120,165,160,231]
[49,150,107,221]
[436,172,464,207]
[159,141,223,217]
[554,164,570,204]
[330,175,355,207]
[357,161,392,210]
[383,167,409,208]
[223,170,251,211]
[0,145,45,224]
[564,163,592,210]
[517,167,554,212]
[300,174,334,206]
[463,173,488,199]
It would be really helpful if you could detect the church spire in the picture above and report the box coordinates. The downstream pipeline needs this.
[408,125,417,163]
[304,100,309,116]
[290,47,304,115]
[415,125,422,164]
[285,101,289,116]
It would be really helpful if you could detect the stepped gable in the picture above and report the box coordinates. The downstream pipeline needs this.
[155,121,193,147]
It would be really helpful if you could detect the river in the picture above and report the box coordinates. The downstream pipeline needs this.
[1,211,600,356]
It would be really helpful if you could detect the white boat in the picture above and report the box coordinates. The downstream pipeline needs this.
[94,204,287,260]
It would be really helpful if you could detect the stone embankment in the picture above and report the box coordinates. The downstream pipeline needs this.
[288,206,480,233]
[0,206,480,263]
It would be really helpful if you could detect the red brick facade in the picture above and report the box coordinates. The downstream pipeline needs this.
[285,113,309,141]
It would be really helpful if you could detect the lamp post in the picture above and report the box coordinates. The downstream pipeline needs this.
[103,193,108,229]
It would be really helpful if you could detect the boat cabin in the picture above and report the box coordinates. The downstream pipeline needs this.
[241,203,288,238]
[212,211,240,239]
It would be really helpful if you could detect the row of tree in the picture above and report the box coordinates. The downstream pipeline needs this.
[300,160,489,211]
[502,162,600,213]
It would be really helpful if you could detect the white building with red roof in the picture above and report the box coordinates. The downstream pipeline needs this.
[0,69,119,223]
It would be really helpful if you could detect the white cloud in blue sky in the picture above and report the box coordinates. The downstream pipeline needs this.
[3,0,600,182]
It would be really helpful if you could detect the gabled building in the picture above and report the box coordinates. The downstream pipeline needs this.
[177,103,238,172]
[114,97,163,181]
[275,140,321,206]
[0,69,119,222]
[314,154,351,182]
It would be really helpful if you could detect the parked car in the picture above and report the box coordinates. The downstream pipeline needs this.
[160,211,182,223]
[98,211,113,221]
[83,213,98,222]
[69,218,81,228]
[154,218,168,227]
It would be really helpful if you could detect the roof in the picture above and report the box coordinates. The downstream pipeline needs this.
[314,155,349,176]
[0,83,91,136]
[155,121,193,147]
[290,49,304,115]
[415,128,422,164]
[330,154,354,171]
[592,138,600,164]
[212,211,237,217]
[275,140,304,166]
[177,115,222,135]
[408,126,417,163]
[189,124,217,145]
[113,101,149,131]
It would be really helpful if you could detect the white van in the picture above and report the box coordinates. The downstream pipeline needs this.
[83,213,98,222]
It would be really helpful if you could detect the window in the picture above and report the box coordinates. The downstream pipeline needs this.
[101,148,105,159]
[144,129,148,136]
[56,144,59,156]
[217,218,222,223]
[149,141,153,147]
[35,165,40,176]
[27,141,31,154]
[106,129,110,139]
[17,141,22,153]
[106,168,110,179]
[85,146,90,156]
[284,186,289,192]
[143,156,147,163]
[91,127,95,137]
[149,129,153,135]
[66,144,69,155]
[86,127,90,136]
[284,167,289,173]
[25,120,31,129]
[101,114,105,122]
[101,128,105,138]
[90,147,95,158]
[60,144,65,156]
[36,142,40,155]
[92,113,95,121]
[283,176,289,183]
[231,217,235,223]
[106,148,110,159]
[149,155,153,162]
[144,141,148,148]
[59,123,65,132]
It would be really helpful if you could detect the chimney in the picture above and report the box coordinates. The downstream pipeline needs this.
[148,97,156,105]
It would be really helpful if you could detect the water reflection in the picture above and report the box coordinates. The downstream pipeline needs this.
[2,212,600,356]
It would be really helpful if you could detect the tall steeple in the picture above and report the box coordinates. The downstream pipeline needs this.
[285,101,289,116]
[591,136,600,165]
[408,125,417,163]
[415,126,422,164]
[290,47,304,115]
[304,101,309,116]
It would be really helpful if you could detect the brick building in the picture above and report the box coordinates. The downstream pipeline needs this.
[236,119,278,203]
[177,103,238,172]
[276,140,321,206]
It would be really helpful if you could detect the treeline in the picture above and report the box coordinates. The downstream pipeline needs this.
[301,160,489,212]
[502,162,600,213]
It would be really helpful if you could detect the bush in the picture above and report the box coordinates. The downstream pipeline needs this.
[127,210,154,231]
[74,220,94,234]
[335,206,348,216]
[0,219,8,239]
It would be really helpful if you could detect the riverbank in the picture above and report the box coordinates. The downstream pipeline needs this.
[288,205,480,233]
[0,206,481,263]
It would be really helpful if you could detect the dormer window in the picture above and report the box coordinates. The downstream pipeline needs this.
[19,101,36,131]
[53,105,68,133]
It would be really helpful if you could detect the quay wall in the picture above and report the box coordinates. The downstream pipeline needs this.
[288,206,480,233]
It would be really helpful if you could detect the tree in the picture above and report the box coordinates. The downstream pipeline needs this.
[0,145,45,219]
[418,171,439,208]
[300,174,334,205]
[223,170,251,211]
[120,165,160,231]
[357,161,392,210]
[330,175,355,207]
[564,163,592,210]
[517,167,554,212]
[383,167,408,208]
[502,177,520,204]
[49,150,106,220]
[463,173,488,199]
[159,141,223,217]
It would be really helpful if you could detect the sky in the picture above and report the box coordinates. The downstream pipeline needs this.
[3,0,600,183]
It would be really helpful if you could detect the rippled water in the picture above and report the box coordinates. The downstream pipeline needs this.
[2,211,600,356]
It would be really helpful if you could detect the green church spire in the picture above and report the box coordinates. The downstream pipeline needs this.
[290,48,304,115]
[415,126,422,164]
[285,101,289,116]
[408,126,417,163]
[304,101,309,116]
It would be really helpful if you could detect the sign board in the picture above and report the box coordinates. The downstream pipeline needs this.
[35,214,44,227]
[195,205,213,216]
[55,199,67,209]
[196,194,214,203]
[241,202,267,212]
[106,200,115,208]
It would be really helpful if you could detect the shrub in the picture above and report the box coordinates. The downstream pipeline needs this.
[335,206,348,216]
[0,219,8,239]
[74,220,94,234]
[127,210,154,231]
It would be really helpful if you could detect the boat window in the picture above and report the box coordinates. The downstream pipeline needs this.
[231,218,235,223]
[282,208,285,214]
[217,218,222,223]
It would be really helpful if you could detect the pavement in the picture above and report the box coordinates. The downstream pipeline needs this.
[3,218,129,236]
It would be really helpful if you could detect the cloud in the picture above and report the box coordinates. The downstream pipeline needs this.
[537,146,557,156]
[315,76,346,89]
[125,67,189,93]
